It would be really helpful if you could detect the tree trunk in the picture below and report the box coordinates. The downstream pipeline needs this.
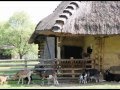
[20,54,23,59]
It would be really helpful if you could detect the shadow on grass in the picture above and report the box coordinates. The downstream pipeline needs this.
[3,79,120,89]
[7,78,49,88]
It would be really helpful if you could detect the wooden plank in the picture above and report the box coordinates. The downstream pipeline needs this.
[34,64,54,66]
[58,68,83,70]
[0,59,39,62]
[0,74,15,76]
[57,73,80,75]
[58,77,78,79]
[0,64,37,67]
[38,59,92,62]
[0,69,24,72]
[38,59,55,61]
[33,68,54,70]
[33,67,92,71]
[0,68,57,72]
[0,68,35,72]
[55,59,92,61]
[0,59,92,62]
[57,68,92,70]
[85,63,92,65]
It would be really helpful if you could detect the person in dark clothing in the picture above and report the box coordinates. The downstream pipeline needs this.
[87,46,93,58]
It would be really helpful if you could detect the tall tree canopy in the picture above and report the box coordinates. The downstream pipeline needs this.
[0,11,37,59]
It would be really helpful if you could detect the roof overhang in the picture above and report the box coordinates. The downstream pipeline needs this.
[29,29,120,44]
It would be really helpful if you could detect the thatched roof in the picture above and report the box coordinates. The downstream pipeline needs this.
[29,1,120,43]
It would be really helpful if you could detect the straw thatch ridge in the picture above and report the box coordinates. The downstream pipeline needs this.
[29,1,120,43]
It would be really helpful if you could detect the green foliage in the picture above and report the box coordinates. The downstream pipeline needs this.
[0,11,38,59]
[0,22,8,46]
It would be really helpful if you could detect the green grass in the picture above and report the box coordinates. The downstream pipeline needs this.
[0,82,120,89]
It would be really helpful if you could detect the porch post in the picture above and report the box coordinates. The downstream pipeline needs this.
[57,37,61,59]
[94,37,105,71]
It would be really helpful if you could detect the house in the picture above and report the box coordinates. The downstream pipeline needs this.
[29,1,120,76]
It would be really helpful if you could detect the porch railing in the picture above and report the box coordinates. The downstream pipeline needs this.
[39,58,95,79]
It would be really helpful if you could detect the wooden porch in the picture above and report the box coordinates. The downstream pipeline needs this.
[38,58,95,82]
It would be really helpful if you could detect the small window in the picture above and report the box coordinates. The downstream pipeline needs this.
[59,15,68,19]
[66,6,74,10]
[63,10,72,16]
[52,26,60,30]
[56,20,64,25]
[70,2,79,8]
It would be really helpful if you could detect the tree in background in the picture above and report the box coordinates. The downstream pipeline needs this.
[0,21,13,58]
[0,21,9,46]
[0,11,38,59]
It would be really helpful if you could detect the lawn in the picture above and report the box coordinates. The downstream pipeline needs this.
[0,81,120,89]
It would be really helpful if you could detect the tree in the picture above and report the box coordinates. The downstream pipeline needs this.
[1,11,37,59]
[0,22,12,58]
[0,21,9,46]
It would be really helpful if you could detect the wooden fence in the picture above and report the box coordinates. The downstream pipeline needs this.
[0,58,94,82]
[0,59,39,76]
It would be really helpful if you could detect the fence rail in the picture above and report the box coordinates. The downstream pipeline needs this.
[0,59,40,76]
[0,58,94,80]
[0,59,39,62]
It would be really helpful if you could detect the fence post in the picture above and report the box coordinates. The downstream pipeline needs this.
[24,59,27,69]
